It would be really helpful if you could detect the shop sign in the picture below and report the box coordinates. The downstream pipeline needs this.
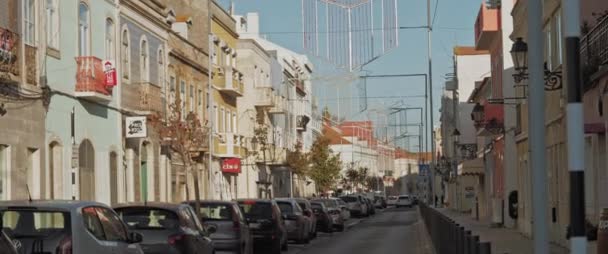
[222,158,241,174]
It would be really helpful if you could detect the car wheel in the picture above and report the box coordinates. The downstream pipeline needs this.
[337,224,345,232]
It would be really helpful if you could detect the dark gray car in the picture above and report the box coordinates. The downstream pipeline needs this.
[185,200,252,254]
[275,199,311,244]
[0,200,143,254]
[114,203,214,254]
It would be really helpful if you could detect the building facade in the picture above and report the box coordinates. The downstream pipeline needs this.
[0,0,47,201]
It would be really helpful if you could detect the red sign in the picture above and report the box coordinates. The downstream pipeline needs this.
[221,158,241,174]
[103,60,117,87]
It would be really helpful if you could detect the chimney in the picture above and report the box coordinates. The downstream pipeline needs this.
[246,12,260,36]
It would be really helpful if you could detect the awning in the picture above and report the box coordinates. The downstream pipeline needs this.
[458,158,484,176]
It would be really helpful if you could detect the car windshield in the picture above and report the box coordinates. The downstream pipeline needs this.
[388,196,398,200]
[276,202,293,215]
[1,210,70,238]
[116,207,179,230]
[340,196,358,202]
[194,203,233,221]
[238,202,272,220]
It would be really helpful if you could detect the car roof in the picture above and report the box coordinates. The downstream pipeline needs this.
[113,202,188,211]
[0,200,108,211]
[236,199,273,203]
[183,200,236,205]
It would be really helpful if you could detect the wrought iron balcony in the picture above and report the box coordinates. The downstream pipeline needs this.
[75,56,113,102]
[581,15,608,91]
[0,27,19,79]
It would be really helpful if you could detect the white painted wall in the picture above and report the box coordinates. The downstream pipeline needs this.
[456,54,491,102]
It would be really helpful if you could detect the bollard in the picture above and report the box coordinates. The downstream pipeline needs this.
[471,235,480,254]
[478,242,491,254]
[464,231,471,254]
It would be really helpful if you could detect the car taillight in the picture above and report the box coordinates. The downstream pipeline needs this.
[56,236,72,254]
[168,234,185,245]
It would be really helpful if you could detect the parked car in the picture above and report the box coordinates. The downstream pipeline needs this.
[275,199,311,244]
[396,195,414,208]
[0,222,17,254]
[387,196,398,206]
[364,198,376,215]
[185,200,252,254]
[114,202,214,254]
[374,196,387,209]
[309,201,333,233]
[335,199,351,220]
[339,195,368,217]
[293,198,317,238]
[236,199,288,254]
[0,200,143,254]
[312,199,344,232]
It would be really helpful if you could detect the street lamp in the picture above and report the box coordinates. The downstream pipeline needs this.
[510,37,562,91]
[452,128,461,143]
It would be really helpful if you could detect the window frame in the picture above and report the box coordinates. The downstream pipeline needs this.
[105,18,115,60]
[139,37,149,82]
[157,47,165,88]
[23,0,36,46]
[46,0,60,49]
[121,27,130,79]
[94,207,128,242]
[78,2,91,56]
[0,145,9,200]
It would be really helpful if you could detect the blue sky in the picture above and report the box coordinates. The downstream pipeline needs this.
[220,0,482,151]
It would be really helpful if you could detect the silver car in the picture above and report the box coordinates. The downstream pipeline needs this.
[0,200,144,254]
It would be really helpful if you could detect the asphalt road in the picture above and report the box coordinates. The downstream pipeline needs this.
[285,207,434,254]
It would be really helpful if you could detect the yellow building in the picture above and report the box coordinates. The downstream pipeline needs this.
[210,1,246,200]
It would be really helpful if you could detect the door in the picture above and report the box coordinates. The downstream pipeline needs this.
[79,140,95,201]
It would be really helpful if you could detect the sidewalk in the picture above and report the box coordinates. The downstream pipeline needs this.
[436,208,569,254]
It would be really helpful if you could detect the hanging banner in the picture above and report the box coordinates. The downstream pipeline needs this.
[126,116,147,138]
[103,60,117,87]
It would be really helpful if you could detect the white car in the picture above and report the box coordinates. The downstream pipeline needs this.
[396,195,413,208]
[387,196,398,206]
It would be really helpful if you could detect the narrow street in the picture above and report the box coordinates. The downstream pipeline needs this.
[286,207,433,254]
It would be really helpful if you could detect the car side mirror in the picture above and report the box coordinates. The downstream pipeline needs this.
[304,210,312,217]
[128,232,143,244]
[205,224,217,234]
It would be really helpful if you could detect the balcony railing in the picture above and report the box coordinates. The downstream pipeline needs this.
[255,87,275,107]
[0,27,19,77]
[215,65,244,97]
[581,15,608,91]
[75,56,112,102]
[215,133,245,158]
[474,3,500,50]
[269,96,287,114]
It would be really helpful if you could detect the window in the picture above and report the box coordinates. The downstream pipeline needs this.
[180,81,186,119]
[555,12,563,66]
[140,38,149,82]
[46,0,59,49]
[82,207,106,240]
[189,85,194,112]
[179,208,199,231]
[220,107,226,132]
[233,112,237,133]
[117,207,179,229]
[225,110,231,133]
[169,76,176,105]
[158,48,164,87]
[121,29,130,79]
[78,2,90,56]
[105,18,114,60]
[214,105,219,131]
[0,145,8,200]
[95,207,128,241]
[23,0,35,45]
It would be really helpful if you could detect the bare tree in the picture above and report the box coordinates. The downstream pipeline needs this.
[149,99,209,216]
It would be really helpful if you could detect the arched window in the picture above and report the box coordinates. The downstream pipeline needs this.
[79,139,95,201]
[78,2,90,56]
[140,38,149,82]
[105,18,115,60]
[121,28,130,79]
[157,48,164,87]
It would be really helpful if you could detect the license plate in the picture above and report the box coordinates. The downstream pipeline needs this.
[249,223,261,229]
